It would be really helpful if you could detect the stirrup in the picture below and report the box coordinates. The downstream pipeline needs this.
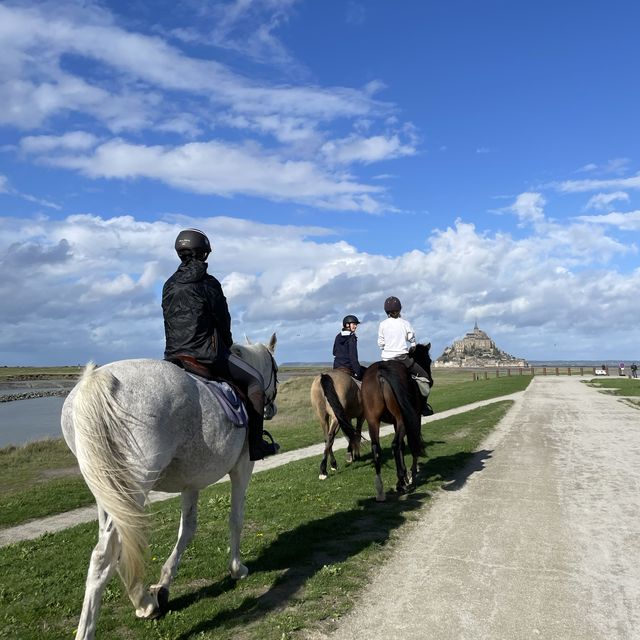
[422,403,434,417]
[262,430,280,452]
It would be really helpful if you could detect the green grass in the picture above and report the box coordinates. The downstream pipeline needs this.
[0,366,82,380]
[0,372,529,530]
[0,440,91,529]
[0,400,512,640]
[429,373,529,412]
[584,377,640,396]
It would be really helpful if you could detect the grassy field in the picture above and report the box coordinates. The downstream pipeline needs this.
[0,366,82,380]
[584,377,640,395]
[0,369,529,529]
[584,376,640,409]
[0,396,514,640]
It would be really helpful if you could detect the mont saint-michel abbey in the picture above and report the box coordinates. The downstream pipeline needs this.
[434,322,528,368]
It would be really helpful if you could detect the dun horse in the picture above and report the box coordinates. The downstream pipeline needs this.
[310,369,364,479]
[361,343,433,501]
[60,335,278,640]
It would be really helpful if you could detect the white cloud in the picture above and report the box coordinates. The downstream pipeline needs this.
[558,172,640,193]
[0,2,390,129]
[584,191,630,211]
[20,131,99,154]
[31,138,388,212]
[1,210,638,365]
[574,159,630,175]
[507,192,546,226]
[575,210,640,231]
[321,133,416,165]
[0,2,412,212]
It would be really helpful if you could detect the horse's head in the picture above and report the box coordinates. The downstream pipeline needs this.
[231,333,279,419]
[410,342,434,387]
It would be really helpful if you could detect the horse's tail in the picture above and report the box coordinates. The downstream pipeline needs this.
[72,363,149,593]
[378,363,425,457]
[319,374,359,442]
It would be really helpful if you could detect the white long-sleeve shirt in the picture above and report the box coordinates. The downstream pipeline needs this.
[377,316,417,360]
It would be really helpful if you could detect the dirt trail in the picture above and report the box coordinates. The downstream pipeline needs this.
[307,376,640,640]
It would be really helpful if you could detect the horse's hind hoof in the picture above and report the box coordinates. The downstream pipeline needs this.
[319,473,328,480]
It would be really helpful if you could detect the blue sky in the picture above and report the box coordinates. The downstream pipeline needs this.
[1,0,639,366]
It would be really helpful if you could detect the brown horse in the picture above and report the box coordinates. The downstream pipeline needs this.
[310,369,364,480]
[361,343,433,501]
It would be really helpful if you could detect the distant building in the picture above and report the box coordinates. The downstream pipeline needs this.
[434,322,528,368]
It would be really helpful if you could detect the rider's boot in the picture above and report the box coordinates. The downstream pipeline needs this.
[247,407,280,461]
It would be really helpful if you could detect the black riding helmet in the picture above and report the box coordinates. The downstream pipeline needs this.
[384,296,402,313]
[175,228,211,261]
[342,314,360,328]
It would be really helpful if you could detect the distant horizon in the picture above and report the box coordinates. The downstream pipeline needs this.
[3,358,640,369]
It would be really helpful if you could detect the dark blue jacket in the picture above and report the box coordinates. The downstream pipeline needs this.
[332,330,363,379]
[162,259,232,364]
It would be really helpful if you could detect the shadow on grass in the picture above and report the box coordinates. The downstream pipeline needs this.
[169,492,427,639]
[168,446,493,638]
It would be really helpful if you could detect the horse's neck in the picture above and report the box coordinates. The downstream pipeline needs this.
[233,344,264,374]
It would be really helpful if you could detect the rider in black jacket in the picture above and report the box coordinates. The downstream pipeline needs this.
[162,229,279,461]
[332,314,364,380]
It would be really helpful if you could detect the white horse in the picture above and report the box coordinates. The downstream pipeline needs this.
[60,334,278,640]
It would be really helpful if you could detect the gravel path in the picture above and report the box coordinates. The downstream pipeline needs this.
[308,376,640,640]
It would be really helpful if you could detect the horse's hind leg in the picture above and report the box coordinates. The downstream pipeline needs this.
[348,417,364,463]
[392,431,410,493]
[369,423,385,502]
[319,418,338,480]
[75,508,120,640]
[228,453,254,579]
[149,489,199,614]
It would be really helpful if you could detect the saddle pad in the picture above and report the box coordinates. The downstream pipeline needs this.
[186,373,248,428]
[412,375,431,398]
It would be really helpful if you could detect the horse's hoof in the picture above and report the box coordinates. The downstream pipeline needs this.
[136,590,164,620]
[229,561,249,580]
[330,465,337,472]
[319,473,328,480]
[375,493,386,502]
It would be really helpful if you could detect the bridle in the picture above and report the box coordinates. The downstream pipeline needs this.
[263,349,279,418]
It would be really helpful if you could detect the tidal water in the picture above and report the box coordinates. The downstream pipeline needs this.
[0,396,66,448]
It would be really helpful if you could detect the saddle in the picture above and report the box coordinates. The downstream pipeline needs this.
[168,355,248,428]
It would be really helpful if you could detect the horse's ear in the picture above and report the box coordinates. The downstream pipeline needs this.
[268,332,277,354]
[244,334,252,345]
[426,342,431,350]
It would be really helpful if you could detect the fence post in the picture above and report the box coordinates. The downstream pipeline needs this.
[555,367,559,376]
[568,367,571,376]
[543,367,547,375]
[484,371,488,380]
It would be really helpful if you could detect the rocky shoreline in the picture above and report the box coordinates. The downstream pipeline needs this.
[0,390,71,403]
